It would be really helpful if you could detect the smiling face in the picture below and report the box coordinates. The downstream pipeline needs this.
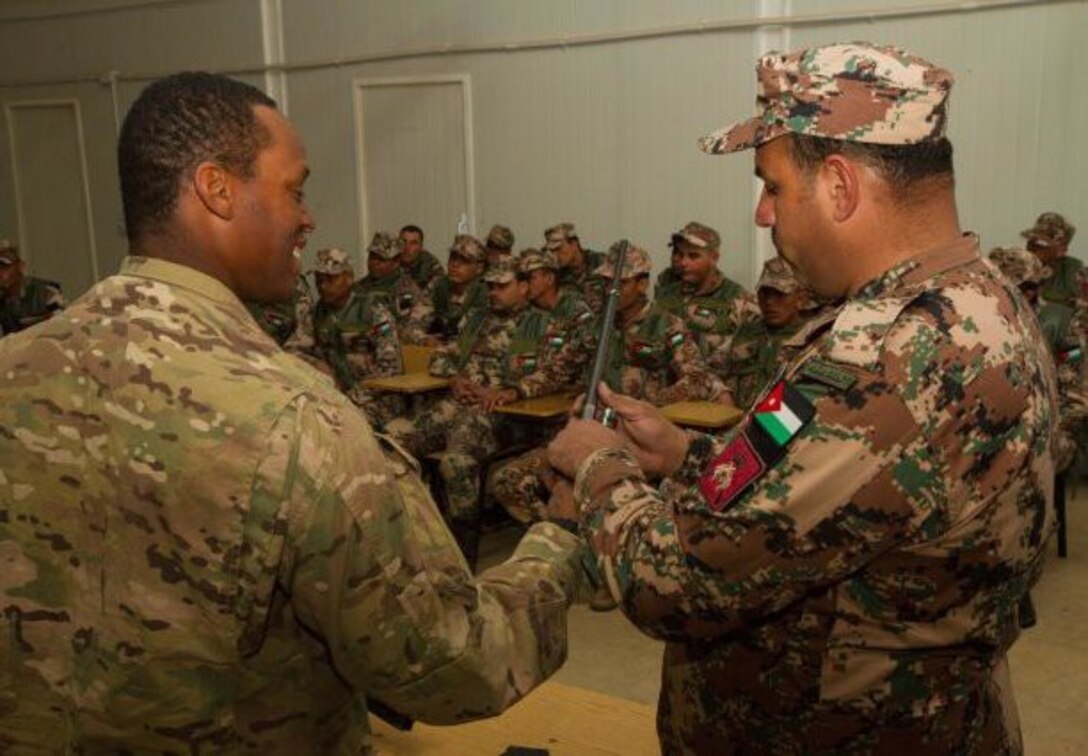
[225,106,314,303]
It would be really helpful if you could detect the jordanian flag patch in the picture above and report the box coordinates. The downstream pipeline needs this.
[753,381,815,447]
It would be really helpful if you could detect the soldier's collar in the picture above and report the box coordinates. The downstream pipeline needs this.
[688,269,722,297]
[119,256,242,310]
[852,233,980,302]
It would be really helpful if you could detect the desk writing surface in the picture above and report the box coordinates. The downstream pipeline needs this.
[493,393,575,419]
[661,401,743,430]
[363,374,450,394]
[370,681,658,755]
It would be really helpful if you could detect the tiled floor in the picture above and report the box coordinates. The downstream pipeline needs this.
[479,484,1088,754]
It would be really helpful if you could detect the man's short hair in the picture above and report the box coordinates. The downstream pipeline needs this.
[787,134,954,199]
[400,224,424,241]
[118,72,276,241]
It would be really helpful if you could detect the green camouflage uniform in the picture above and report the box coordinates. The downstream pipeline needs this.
[505,288,596,400]
[718,317,803,410]
[557,250,606,314]
[656,270,761,381]
[0,256,584,752]
[355,268,433,344]
[0,275,66,335]
[385,298,523,521]
[404,247,443,291]
[244,274,315,351]
[312,290,403,427]
[655,266,682,295]
[428,276,488,340]
[577,236,1057,754]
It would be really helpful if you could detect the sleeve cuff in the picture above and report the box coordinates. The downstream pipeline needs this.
[573,447,646,513]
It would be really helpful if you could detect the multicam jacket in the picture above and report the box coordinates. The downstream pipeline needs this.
[574,236,1056,754]
[0,275,66,335]
[656,270,761,379]
[505,290,596,399]
[597,298,724,405]
[354,268,433,344]
[312,289,401,392]
[0,256,582,753]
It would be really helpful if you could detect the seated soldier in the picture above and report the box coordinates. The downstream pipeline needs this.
[399,223,443,290]
[716,256,823,410]
[482,246,596,410]
[654,236,683,296]
[655,221,761,380]
[1022,212,1079,308]
[245,272,316,352]
[491,243,724,528]
[0,239,66,336]
[427,234,488,341]
[355,231,434,343]
[384,258,528,548]
[310,246,403,428]
[485,224,515,271]
[545,221,606,313]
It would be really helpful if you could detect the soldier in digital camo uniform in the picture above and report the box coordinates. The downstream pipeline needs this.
[545,221,607,313]
[0,240,66,336]
[1022,212,1079,309]
[0,72,583,753]
[310,246,403,428]
[548,42,1056,754]
[654,221,761,381]
[355,230,434,343]
[385,258,529,546]
[491,244,725,525]
[426,233,489,341]
[485,223,516,270]
[399,223,444,291]
[718,255,824,410]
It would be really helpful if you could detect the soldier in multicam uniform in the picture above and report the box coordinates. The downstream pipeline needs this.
[549,42,1056,754]
[545,221,606,313]
[0,72,584,753]
[0,239,66,335]
[717,256,822,410]
[355,230,434,343]
[492,243,724,526]
[1022,212,1079,308]
[385,258,529,549]
[426,233,489,341]
[485,223,515,270]
[654,221,761,381]
[399,223,443,290]
[310,246,403,428]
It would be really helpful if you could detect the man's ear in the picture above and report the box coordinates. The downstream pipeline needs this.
[819,155,862,223]
[192,161,235,220]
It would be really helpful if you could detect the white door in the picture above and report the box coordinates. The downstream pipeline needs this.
[7,100,98,298]
[355,76,474,263]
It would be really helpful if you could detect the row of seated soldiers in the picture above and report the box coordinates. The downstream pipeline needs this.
[0,239,66,336]
[245,219,827,554]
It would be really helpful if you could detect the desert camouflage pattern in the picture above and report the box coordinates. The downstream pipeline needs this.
[1022,211,1076,248]
[448,234,486,263]
[312,289,403,428]
[518,246,558,274]
[428,304,521,384]
[508,289,597,400]
[558,248,607,314]
[572,235,1056,753]
[312,246,353,276]
[366,231,401,260]
[699,42,954,154]
[0,256,584,752]
[427,275,488,340]
[0,275,66,335]
[404,248,444,290]
[595,242,652,279]
[656,270,761,380]
[492,297,723,525]
[671,221,720,251]
[1038,255,1083,309]
[486,224,515,251]
[244,274,316,351]
[543,222,577,250]
[354,268,434,344]
[717,315,805,411]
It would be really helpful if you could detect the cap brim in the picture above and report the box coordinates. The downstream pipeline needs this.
[698,118,788,155]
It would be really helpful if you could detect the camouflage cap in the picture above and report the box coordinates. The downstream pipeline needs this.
[670,221,720,251]
[367,231,402,260]
[483,256,519,284]
[756,256,803,294]
[595,242,651,279]
[0,240,17,266]
[989,246,1049,286]
[313,247,353,276]
[486,224,515,250]
[449,234,486,263]
[518,247,558,274]
[1021,212,1076,248]
[698,42,954,155]
[544,222,577,251]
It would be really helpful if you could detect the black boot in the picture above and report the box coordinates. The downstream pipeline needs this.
[1018,593,1037,629]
